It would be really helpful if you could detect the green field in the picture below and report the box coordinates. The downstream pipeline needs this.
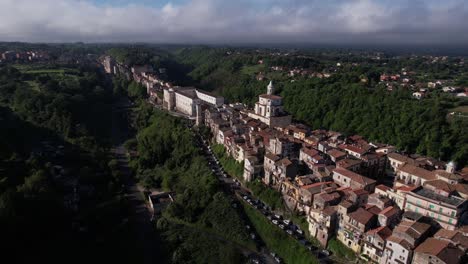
[241,64,266,75]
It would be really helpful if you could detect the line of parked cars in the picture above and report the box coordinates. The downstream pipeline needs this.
[241,194,332,263]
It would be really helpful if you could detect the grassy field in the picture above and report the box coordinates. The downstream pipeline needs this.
[242,201,318,264]
[327,237,356,261]
[241,64,265,75]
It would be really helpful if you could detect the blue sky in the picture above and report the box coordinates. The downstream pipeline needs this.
[0,0,467,44]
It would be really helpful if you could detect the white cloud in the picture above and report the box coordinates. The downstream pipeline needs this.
[0,0,466,44]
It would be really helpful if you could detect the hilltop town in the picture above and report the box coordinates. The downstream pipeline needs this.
[99,53,468,264]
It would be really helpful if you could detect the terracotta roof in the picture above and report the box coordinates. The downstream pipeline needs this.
[264,153,280,161]
[387,235,413,249]
[301,147,320,157]
[387,152,413,163]
[414,238,463,264]
[379,206,399,217]
[336,158,362,169]
[435,229,468,251]
[399,164,436,181]
[423,179,456,193]
[375,184,391,192]
[259,94,282,100]
[333,167,376,186]
[327,149,346,158]
[394,220,431,241]
[344,145,367,155]
[322,206,337,216]
[366,226,392,240]
[434,170,462,181]
[349,208,375,225]
[277,158,292,167]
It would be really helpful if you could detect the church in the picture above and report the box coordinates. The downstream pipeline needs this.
[246,81,292,128]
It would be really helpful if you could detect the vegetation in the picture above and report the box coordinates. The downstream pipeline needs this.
[0,62,138,263]
[327,238,356,261]
[129,105,254,263]
[211,144,244,180]
[242,201,318,264]
[246,179,284,210]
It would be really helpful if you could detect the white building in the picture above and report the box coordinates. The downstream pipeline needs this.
[163,87,224,117]
[246,81,292,127]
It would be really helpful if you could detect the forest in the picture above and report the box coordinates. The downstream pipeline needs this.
[126,103,255,263]
[0,63,138,263]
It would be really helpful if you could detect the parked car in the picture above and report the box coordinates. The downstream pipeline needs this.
[286,230,293,235]
[274,256,282,263]
[278,224,285,230]
[274,214,282,220]
[320,250,331,256]
[272,219,279,225]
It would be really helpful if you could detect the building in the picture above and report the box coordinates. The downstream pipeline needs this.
[412,238,464,264]
[332,168,377,192]
[405,187,468,230]
[246,81,292,127]
[380,220,431,264]
[361,226,392,263]
[337,207,377,253]
[308,206,338,248]
[395,164,436,188]
[163,87,224,117]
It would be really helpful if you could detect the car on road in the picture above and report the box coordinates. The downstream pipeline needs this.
[296,229,304,235]
[320,250,331,256]
[307,245,318,251]
[246,225,251,230]
[250,233,257,240]
[274,256,282,263]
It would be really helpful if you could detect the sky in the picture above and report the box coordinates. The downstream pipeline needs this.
[0,0,467,45]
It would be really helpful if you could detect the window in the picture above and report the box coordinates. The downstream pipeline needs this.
[429,204,434,210]
[449,219,453,224]
[451,211,455,217]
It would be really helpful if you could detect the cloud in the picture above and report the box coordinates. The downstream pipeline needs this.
[0,0,467,44]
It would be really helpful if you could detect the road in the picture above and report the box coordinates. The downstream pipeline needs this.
[111,97,160,264]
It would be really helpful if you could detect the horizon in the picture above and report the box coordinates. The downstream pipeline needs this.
[0,0,467,45]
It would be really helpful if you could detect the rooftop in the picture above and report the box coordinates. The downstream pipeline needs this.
[412,188,466,207]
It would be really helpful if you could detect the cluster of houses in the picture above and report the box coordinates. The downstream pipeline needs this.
[379,69,468,99]
[0,50,50,63]
[100,55,468,264]
[202,82,468,264]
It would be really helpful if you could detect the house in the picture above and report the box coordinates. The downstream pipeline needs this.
[395,164,436,188]
[413,238,464,264]
[378,206,400,228]
[327,148,347,162]
[361,226,392,263]
[333,168,377,192]
[434,228,468,252]
[337,207,377,253]
[380,220,431,264]
[412,92,425,99]
[308,206,338,248]
[405,187,468,230]
[336,158,362,172]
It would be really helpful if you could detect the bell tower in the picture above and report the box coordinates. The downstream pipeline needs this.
[267,81,274,95]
